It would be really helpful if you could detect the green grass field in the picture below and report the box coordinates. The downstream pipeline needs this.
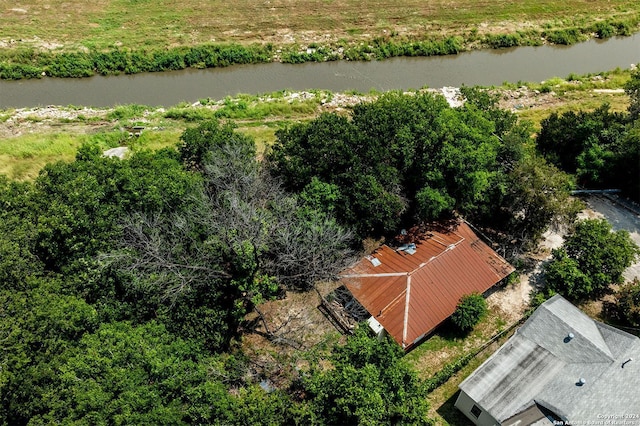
[1,0,639,53]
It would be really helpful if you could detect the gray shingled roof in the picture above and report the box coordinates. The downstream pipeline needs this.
[459,295,640,423]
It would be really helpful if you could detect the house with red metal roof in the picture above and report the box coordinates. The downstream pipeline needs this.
[339,220,514,350]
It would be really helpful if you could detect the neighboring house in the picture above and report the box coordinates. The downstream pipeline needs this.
[339,220,514,350]
[456,294,640,425]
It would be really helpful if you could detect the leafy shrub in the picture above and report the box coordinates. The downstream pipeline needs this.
[424,352,475,393]
[0,63,42,79]
[46,52,94,78]
[451,292,488,332]
[305,326,433,425]
[151,49,186,71]
[594,22,616,39]
[614,21,634,36]
[107,104,149,121]
[0,43,273,80]
[485,33,521,48]
[545,28,583,45]
[92,50,129,75]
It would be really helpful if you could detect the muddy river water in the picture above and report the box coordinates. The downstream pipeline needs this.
[1,34,638,108]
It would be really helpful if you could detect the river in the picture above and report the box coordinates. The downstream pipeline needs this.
[1,34,639,108]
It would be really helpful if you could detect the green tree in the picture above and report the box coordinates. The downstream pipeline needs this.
[0,284,99,424]
[451,292,488,332]
[535,98,639,201]
[503,155,580,246]
[613,121,640,200]
[0,177,42,289]
[544,248,593,300]
[625,67,640,120]
[608,278,640,327]
[268,91,515,238]
[536,104,626,175]
[545,219,639,299]
[304,327,432,425]
[299,177,341,217]
[32,146,200,272]
[179,119,255,171]
[32,321,207,425]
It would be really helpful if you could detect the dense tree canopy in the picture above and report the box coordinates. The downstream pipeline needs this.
[536,93,640,201]
[625,67,640,120]
[304,327,432,426]
[268,90,577,246]
[33,145,201,272]
[608,278,640,327]
[1,86,615,424]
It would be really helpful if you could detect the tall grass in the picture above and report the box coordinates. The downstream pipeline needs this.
[0,127,186,180]
[0,130,129,180]
[107,104,153,121]
[0,133,84,179]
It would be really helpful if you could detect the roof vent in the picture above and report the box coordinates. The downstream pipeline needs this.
[367,256,382,267]
[622,358,633,368]
[398,243,417,255]
[564,332,575,343]
[578,377,586,386]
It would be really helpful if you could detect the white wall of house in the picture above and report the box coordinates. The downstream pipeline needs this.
[367,316,387,340]
[454,391,500,426]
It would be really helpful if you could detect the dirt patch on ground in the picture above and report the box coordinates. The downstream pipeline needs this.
[496,87,561,112]
[241,281,344,353]
[239,281,347,387]
[0,106,110,138]
[486,228,565,322]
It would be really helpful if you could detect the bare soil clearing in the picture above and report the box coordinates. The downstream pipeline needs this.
[486,228,564,323]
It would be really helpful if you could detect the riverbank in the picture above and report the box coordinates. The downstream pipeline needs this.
[1,0,639,79]
[0,67,631,180]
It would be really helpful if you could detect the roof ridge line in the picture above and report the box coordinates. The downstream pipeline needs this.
[538,303,614,361]
[402,274,412,348]
[377,273,410,319]
[407,237,465,275]
[339,272,407,278]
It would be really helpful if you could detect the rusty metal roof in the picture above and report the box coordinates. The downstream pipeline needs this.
[341,221,514,349]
